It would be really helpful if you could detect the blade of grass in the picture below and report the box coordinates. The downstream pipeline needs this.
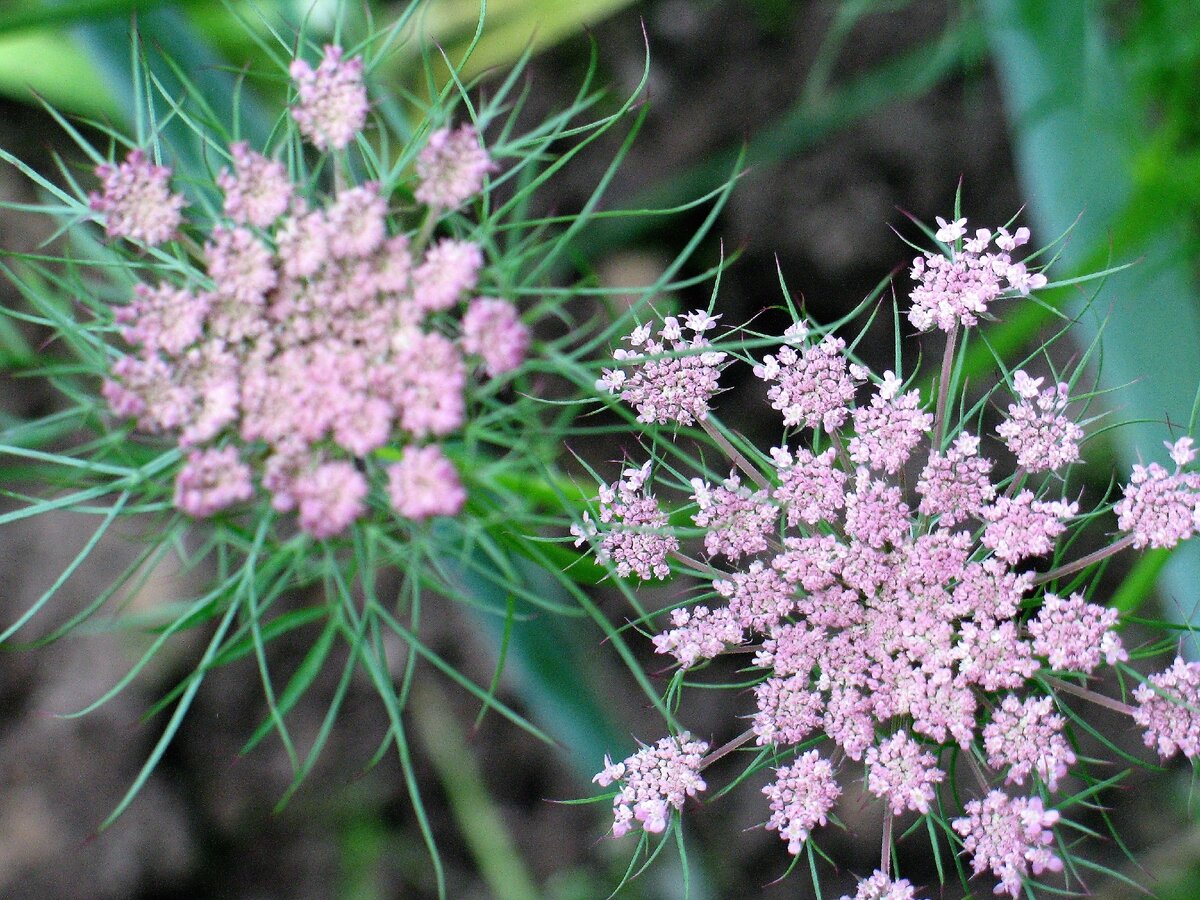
[409,678,541,900]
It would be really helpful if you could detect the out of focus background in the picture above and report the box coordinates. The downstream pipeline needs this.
[1,0,1200,897]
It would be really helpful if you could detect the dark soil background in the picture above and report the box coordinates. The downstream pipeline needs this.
[0,1,1190,898]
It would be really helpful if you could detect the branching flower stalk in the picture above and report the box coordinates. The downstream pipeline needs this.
[577,210,1200,898]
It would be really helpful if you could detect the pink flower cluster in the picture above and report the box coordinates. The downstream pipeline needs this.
[597,311,727,425]
[762,750,841,855]
[289,45,369,150]
[1133,656,1200,760]
[1115,437,1200,549]
[571,461,678,580]
[952,792,1062,897]
[585,213,1200,896]
[593,733,708,838]
[89,149,185,245]
[95,49,524,537]
[414,125,496,209]
[908,218,1046,332]
[840,871,918,900]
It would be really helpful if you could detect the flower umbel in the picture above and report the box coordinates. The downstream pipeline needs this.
[96,48,514,539]
[583,210,1197,897]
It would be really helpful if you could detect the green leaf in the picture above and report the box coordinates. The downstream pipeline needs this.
[394,0,637,82]
[0,0,180,36]
[0,31,117,115]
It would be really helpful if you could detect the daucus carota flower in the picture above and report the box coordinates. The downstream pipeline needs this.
[293,460,368,539]
[571,461,678,580]
[174,446,254,517]
[96,44,525,539]
[217,141,293,227]
[980,490,1076,563]
[289,44,368,150]
[598,312,727,425]
[114,282,208,356]
[839,871,919,900]
[754,334,861,432]
[753,674,824,746]
[983,695,1076,791]
[413,238,484,312]
[916,431,995,527]
[907,218,1044,332]
[996,371,1084,473]
[690,473,778,560]
[414,124,496,209]
[1027,592,1126,674]
[952,792,1062,898]
[864,731,945,816]
[581,210,1200,895]
[762,750,841,855]
[387,444,467,521]
[1133,657,1200,760]
[1115,439,1200,549]
[652,604,744,669]
[772,446,847,527]
[847,374,933,474]
[593,733,709,838]
[89,148,185,245]
[460,297,529,377]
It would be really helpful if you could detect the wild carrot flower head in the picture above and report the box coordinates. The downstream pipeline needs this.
[762,750,842,855]
[387,444,468,521]
[598,311,727,425]
[983,695,1076,791]
[216,141,293,227]
[572,461,678,580]
[754,333,862,432]
[952,792,1062,898]
[415,124,496,209]
[864,730,945,815]
[995,371,1084,472]
[593,733,708,838]
[289,44,369,150]
[93,45,514,539]
[1114,436,1200,549]
[89,148,185,245]
[582,208,1200,896]
[174,446,254,517]
[907,217,1045,332]
[460,297,529,377]
[1133,657,1200,760]
[840,872,918,900]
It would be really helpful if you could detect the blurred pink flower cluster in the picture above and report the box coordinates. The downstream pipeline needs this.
[93,46,525,537]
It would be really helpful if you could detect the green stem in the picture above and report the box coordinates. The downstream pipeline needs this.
[409,679,541,900]
[701,418,770,491]
[1046,675,1136,717]
[1033,534,1136,585]
[933,325,959,451]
